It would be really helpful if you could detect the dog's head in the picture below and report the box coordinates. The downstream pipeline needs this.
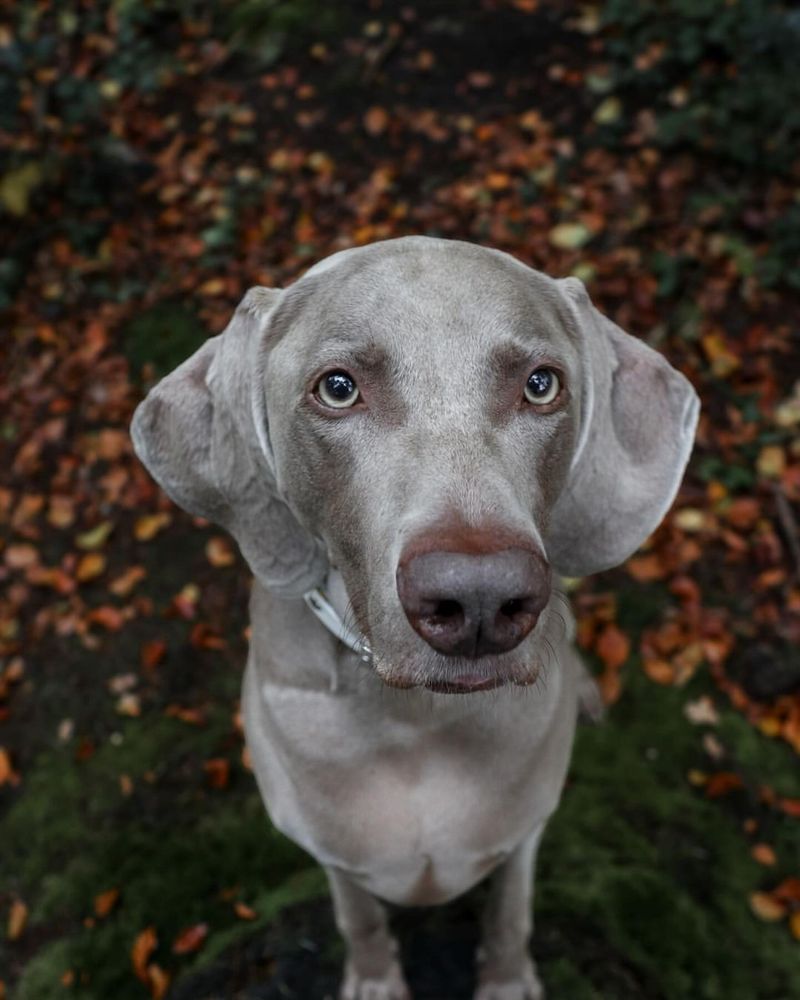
[132,237,698,693]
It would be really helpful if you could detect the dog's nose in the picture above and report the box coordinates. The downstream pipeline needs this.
[397,548,550,657]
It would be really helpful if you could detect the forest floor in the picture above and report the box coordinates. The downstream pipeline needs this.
[1,2,799,998]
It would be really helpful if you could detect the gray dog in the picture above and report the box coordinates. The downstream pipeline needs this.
[131,237,698,999]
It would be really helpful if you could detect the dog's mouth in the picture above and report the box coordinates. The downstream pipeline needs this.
[423,674,508,694]
[374,655,540,695]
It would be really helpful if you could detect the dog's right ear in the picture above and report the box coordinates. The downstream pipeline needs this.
[130,288,328,598]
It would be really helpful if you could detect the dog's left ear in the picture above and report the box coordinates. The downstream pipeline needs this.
[130,288,328,598]
[545,278,699,577]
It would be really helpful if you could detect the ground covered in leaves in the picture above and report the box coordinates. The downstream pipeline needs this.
[1,1,799,998]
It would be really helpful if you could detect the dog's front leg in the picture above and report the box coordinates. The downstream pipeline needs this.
[326,866,411,1000]
[474,827,545,1000]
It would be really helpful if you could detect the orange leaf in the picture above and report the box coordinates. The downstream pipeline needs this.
[205,536,235,567]
[4,544,39,570]
[595,624,630,671]
[76,552,106,583]
[626,553,664,582]
[131,926,158,983]
[147,964,170,1000]
[172,922,209,955]
[134,513,172,542]
[141,640,167,671]
[233,901,257,921]
[363,106,389,136]
[749,891,786,922]
[772,877,800,904]
[110,566,146,597]
[751,844,777,867]
[94,888,120,918]
[642,658,674,685]
[203,758,230,790]
[790,911,800,941]
[705,772,744,798]
[7,899,27,941]
[0,747,20,787]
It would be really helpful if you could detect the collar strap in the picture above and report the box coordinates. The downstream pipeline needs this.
[303,587,373,663]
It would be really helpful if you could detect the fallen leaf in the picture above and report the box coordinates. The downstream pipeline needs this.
[172,922,209,955]
[684,696,719,726]
[595,624,630,671]
[749,891,786,922]
[790,911,800,941]
[4,543,39,570]
[132,926,158,983]
[134,513,172,542]
[363,106,389,136]
[751,844,777,867]
[549,222,591,250]
[7,899,27,941]
[75,521,114,550]
[233,901,257,920]
[206,536,235,567]
[203,758,230,789]
[110,566,146,596]
[141,639,167,671]
[76,552,106,582]
[0,748,19,787]
[148,964,171,1000]
[94,888,120,918]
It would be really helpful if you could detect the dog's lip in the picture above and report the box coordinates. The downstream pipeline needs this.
[423,674,508,694]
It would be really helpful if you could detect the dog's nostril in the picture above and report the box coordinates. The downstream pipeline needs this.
[499,597,532,621]
[431,599,463,623]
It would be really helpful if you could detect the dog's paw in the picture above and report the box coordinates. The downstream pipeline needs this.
[474,958,544,1000]
[340,960,412,1000]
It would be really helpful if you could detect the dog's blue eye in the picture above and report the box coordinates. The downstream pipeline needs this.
[524,368,560,406]
[318,371,360,409]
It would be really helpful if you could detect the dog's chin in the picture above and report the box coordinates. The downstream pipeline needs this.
[372,652,540,695]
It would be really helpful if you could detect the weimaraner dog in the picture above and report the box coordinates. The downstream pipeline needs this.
[131,237,698,999]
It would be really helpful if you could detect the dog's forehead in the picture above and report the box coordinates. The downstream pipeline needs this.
[276,238,576,363]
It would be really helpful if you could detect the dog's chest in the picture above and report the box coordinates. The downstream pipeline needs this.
[242,656,576,905]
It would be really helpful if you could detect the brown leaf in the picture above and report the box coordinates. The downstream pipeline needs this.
[626,553,665,581]
[751,844,777,867]
[110,566,146,596]
[790,910,800,941]
[363,106,389,136]
[595,624,630,671]
[203,758,230,789]
[148,964,171,1000]
[134,513,172,542]
[7,899,27,941]
[0,748,20,787]
[233,901,257,921]
[4,543,39,570]
[94,888,120,918]
[131,926,158,983]
[748,891,786,922]
[705,772,744,798]
[206,536,235,567]
[76,552,106,583]
[172,922,209,955]
[141,639,167,671]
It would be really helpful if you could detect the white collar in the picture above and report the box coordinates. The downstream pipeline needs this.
[303,581,373,663]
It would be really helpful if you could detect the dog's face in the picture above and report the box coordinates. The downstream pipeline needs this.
[264,243,582,691]
[131,237,699,693]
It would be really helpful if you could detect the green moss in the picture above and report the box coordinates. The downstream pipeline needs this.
[537,670,800,1000]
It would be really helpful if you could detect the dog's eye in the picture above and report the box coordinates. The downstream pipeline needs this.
[524,368,561,406]
[317,371,360,409]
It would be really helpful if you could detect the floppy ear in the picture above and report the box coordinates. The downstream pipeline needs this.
[545,278,699,577]
[130,288,328,598]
